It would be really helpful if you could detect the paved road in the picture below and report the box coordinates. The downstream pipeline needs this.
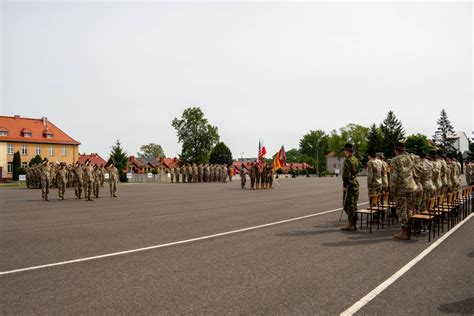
[1,178,472,314]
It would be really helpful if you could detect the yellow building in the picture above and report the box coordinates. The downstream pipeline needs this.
[0,115,80,179]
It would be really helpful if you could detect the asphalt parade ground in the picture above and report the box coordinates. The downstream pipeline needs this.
[1,177,473,315]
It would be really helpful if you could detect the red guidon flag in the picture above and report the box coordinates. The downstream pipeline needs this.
[258,140,266,171]
[273,146,286,171]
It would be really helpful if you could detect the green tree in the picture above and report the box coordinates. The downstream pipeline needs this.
[405,134,433,154]
[209,142,233,165]
[137,143,165,159]
[380,110,405,159]
[12,151,21,180]
[432,109,456,152]
[108,140,129,182]
[29,155,43,166]
[172,107,220,164]
[328,124,369,164]
[299,130,328,174]
[366,124,383,155]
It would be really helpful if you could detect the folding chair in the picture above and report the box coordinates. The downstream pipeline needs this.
[411,197,437,242]
[356,195,380,233]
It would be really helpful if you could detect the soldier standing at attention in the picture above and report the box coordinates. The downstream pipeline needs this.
[108,163,119,197]
[341,144,359,231]
[376,153,389,193]
[240,164,247,189]
[447,153,460,193]
[40,158,51,201]
[420,152,435,212]
[250,162,257,190]
[74,162,84,199]
[93,164,101,198]
[100,164,106,187]
[390,142,416,240]
[255,163,261,190]
[198,163,203,183]
[366,150,383,198]
[83,160,94,201]
[170,167,175,183]
[411,152,423,214]
[437,150,448,197]
[175,166,181,183]
[56,163,68,200]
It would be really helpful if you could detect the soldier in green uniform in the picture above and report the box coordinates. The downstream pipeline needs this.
[240,164,247,189]
[250,162,257,190]
[341,144,359,231]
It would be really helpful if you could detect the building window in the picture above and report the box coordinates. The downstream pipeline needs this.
[46,134,53,139]
[24,132,32,137]
[22,144,28,155]
[62,146,66,157]
[36,145,41,156]
[8,163,13,173]
[7,144,13,155]
[21,162,28,168]
[0,131,8,136]
[49,145,54,156]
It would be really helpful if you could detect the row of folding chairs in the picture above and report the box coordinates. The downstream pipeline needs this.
[411,186,473,241]
[356,186,473,241]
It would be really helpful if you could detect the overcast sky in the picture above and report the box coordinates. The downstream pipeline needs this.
[1,1,472,160]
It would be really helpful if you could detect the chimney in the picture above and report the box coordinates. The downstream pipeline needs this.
[42,117,48,126]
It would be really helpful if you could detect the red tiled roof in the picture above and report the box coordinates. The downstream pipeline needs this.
[0,115,80,145]
[160,158,179,169]
[78,153,107,165]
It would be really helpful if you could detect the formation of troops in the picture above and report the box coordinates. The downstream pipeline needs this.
[167,164,234,184]
[25,158,119,201]
[342,141,473,240]
[166,163,275,190]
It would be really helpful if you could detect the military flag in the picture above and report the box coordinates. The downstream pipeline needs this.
[273,146,286,171]
[258,140,266,171]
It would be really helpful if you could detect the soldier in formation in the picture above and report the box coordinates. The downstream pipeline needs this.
[26,159,120,201]
[466,159,473,186]
[168,164,236,184]
[387,144,463,240]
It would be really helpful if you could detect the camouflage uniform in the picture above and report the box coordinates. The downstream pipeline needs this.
[222,166,228,183]
[255,166,261,189]
[432,159,442,196]
[250,164,257,189]
[366,158,383,197]
[93,166,101,198]
[74,164,84,199]
[390,152,416,229]
[448,159,460,192]
[40,162,51,201]
[83,163,94,201]
[420,157,435,212]
[192,164,198,183]
[181,166,187,183]
[174,166,181,183]
[170,167,175,183]
[56,166,68,200]
[240,166,247,189]
[438,157,448,197]
[109,166,119,197]
[343,156,360,224]
[411,154,423,213]
[198,164,203,183]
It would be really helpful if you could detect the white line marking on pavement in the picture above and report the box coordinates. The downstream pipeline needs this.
[0,202,368,276]
[341,212,474,316]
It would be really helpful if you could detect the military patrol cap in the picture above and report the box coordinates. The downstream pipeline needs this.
[428,150,437,159]
[394,142,405,151]
[343,143,354,152]
[446,152,454,159]
[367,149,376,157]
[436,149,444,158]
